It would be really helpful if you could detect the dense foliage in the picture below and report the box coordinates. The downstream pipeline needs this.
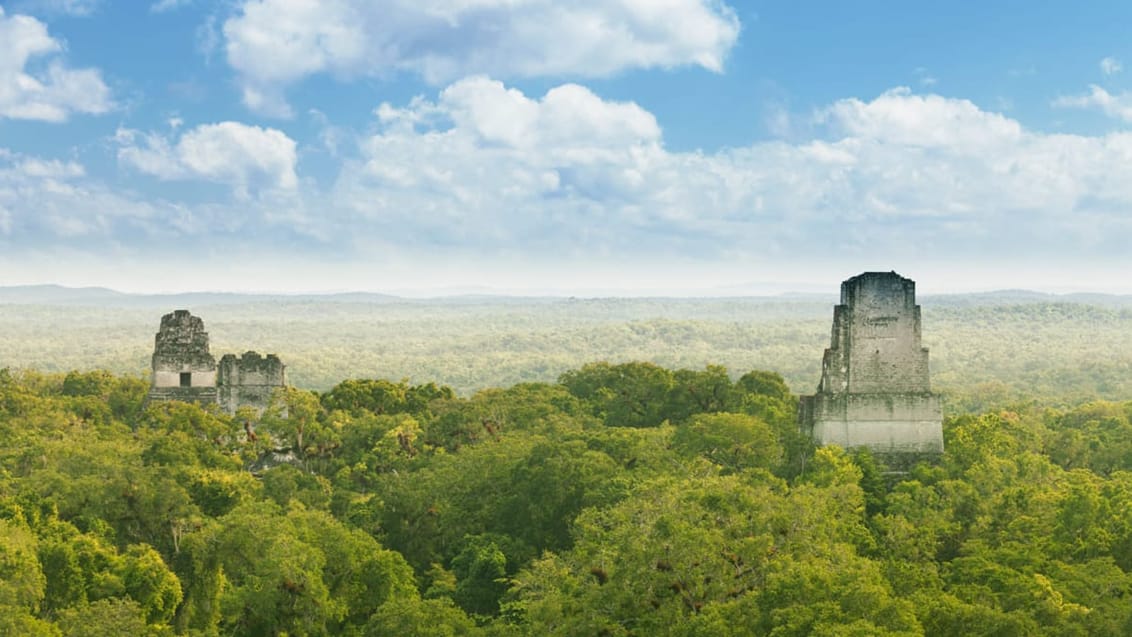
[2,364,1132,635]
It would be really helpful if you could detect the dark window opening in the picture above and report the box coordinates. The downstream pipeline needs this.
[180,372,192,388]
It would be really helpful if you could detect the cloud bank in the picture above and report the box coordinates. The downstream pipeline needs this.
[326,81,1132,262]
[6,81,1132,290]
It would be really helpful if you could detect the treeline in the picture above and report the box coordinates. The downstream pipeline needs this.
[4,299,1132,407]
[2,364,1132,635]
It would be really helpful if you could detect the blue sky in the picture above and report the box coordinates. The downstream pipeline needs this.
[2,0,1132,295]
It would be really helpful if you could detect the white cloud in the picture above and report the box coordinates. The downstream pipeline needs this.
[0,148,155,239]
[343,78,666,243]
[13,0,99,16]
[1053,85,1132,123]
[151,0,191,12]
[0,146,317,257]
[116,121,299,196]
[1101,56,1123,76]
[0,7,113,121]
[16,157,85,179]
[326,80,1132,264]
[818,88,1023,150]
[222,0,740,116]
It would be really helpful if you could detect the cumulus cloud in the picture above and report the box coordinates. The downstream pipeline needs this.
[0,7,113,121]
[1053,85,1132,123]
[0,148,156,240]
[326,79,1132,262]
[1101,56,1123,76]
[116,121,299,197]
[222,0,740,116]
[817,88,1023,149]
[342,77,667,247]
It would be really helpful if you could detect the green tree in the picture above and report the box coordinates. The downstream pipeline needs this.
[0,517,46,612]
[508,474,809,635]
[322,379,410,415]
[186,467,261,517]
[451,536,510,616]
[120,544,182,625]
[559,362,676,428]
[213,503,338,636]
[287,507,417,630]
[499,440,623,552]
[664,365,738,422]
[263,386,338,464]
[54,598,157,637]
[0,606,60,637]
[364,597,478,637]
[671,412,782,473]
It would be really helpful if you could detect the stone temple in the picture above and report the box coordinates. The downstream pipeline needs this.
[218,351,287,414]
[146,310,287,414]
[798,272,944,455]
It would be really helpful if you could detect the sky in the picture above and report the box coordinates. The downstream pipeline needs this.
[2,1,1132,295]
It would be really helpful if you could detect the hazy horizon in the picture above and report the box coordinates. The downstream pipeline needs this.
[5,269,1132,299]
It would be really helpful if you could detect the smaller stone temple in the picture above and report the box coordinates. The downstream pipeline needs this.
[798,272,944,455]
[146,310,286,414]
[218,351,287,414]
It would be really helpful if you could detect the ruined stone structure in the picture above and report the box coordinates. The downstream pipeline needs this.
[798,272,944,455]
[146,310,286,414]
[147,310,218,406]
[218,351,287,414]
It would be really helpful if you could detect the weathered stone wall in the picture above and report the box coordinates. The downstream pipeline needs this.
[217,351,287,414]
[819,273,930,395]
[802,392,943,453]
[147,386,219,405]
[801,272,944,455]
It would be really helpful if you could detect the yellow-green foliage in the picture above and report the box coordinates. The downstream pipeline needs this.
[2,362,1132,635]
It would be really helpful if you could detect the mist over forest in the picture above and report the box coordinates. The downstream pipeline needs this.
[3,286,1131,410]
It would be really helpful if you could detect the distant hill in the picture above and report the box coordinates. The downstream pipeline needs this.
[0,284,128,304]
[0,285,401,307]
[921,290,1132,307]
[4,284,1132,308]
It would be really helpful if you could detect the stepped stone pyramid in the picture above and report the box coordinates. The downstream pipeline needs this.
[147,310,219,406]
[798,272,944,455]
